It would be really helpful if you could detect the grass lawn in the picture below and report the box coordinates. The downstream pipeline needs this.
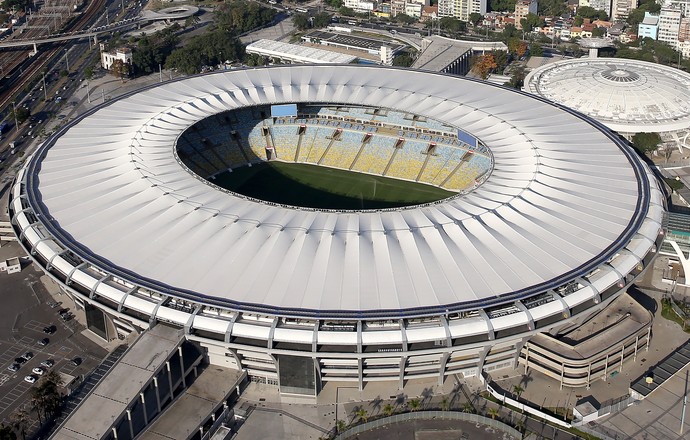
[213,161,454,210]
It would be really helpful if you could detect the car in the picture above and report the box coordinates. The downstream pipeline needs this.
[70,357,82,366]
[15,357,26,365]
[43,325,56,334]
[38,338,49,346]
[7,363,20,372]
[40,359,54,368]
[32,367,45,376]
[24,375,37,384]
[58,308,69,315]
[60,313,72,321]
[21,352,33,361]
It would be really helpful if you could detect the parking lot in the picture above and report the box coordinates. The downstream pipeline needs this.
[0,240,108,429]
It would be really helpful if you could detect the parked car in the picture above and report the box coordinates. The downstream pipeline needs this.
[7,363,20,372]
[21,352,34,361]
[43,325,56,334]
[40,359,54,368]
[38,338,49,346]
[70,357,82,366]
[24,375,37,384]
[32,367,45,376]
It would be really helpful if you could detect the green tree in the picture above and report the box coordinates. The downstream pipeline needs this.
[488,407,499,419]
[84,66,94,80]
[383,403,394,416]
[591,26,606,37]
[293,13,310,30]
[325,0,342,7]
[0,424,16,440]
[506,66,526,88]
[512,384,524,399]
[110,59,130,82]
[0,0,30,12]
[394,13,416,25]
[336,419,347,432]
[469,12,483,26]
[520,13,543,33]
[577,6,608,20]
[440,397,450,411]
[538,0,567,16]
[10,105,30,125]
[338,6,355,16]
[501,23,519,41]
[439,17,466,34]
[355,407,368,423]
[393,52,415,67]
[462,402,474,413]
[408,399,422,411]
[166,30,245,74]
[312,12,333,28]
[489,0,516,12]
[184,14,200,29]
[631,132,661,156]
[10,410,29,440]
[215,1,276,35]
[529,42,544,56]
[627,0,661,29]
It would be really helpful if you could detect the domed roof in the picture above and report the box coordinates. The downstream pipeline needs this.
[523,58,690,134]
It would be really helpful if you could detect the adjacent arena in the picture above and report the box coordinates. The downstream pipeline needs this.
[9,65,666,394]
[523,58,690,152]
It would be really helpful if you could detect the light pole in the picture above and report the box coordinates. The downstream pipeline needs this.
[12,101,19,132]
[86,81,91,103]
[64,49,70,72]
[42,72,47,101]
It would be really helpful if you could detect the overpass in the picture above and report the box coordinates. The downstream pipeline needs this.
[0,5,198,51]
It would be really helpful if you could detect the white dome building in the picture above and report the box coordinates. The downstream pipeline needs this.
[523,58,690,152]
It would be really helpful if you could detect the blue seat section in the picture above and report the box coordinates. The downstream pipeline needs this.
[385,139,428,181]
[269,123,300,161]
[352,134,395,175]
[319,129,361,169]
[175,106,493,191]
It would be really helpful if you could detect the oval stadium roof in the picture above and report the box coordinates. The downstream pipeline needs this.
[26,65,660,317]
[523,58,690,134]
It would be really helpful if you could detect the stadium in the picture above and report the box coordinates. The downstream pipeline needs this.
[523,58,690,152]
[9,65,665,395]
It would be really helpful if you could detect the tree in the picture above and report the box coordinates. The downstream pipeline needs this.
[519,13,543,33]
[472,53,498,79]
[10,410,28,440]
[538,0,568,16]
[394,13,416,25]
[312,12,333,28]
[512,385,524,400]
[383,403,394,416]
[338,6,355,16]
[530,42,544,57]
[355,407,368,423]
[488,407,499,419]
[440,397,450,411]
[10,105,30,125]
[577,6,608,20]
[461,402,474,413]
[506,66,526,89]
[110,59,130,82]
[325,0,342,7]
[336,419,347,432]
[408,399,421,411]
[166,30,245,74]
[439,17,466,34]
[84,66,94,80]
[631,132,661,156]
[469,13,483,26]
[292,13,310,30]
[501,23,519,41]
[393,53,415,67]
[489,0,516,12]
[215,1,276,35]
[508,38,528,57]
[184,14,200,29]
[591,26,606,37]
[0,424,16,440]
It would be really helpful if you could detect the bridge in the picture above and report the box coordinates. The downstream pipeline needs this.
[0,5,197,51]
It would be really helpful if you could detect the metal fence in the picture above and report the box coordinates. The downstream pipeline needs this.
[334,410,522,440]
[598,394,635,417]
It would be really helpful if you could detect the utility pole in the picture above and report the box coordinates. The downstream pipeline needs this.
[682,370,688,435]
[12,101,19,132]
[42,72,47,101]
[64,49,70,72]
[86,81,91,103]
[102,88,105,103]
[159,63,162,82]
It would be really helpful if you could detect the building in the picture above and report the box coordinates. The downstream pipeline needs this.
[438,0,487,20]
[10,65,665,396]
[610,0,637,23]
[514,0,537,30]
[658,5,682,47]
[678,17,690,58]
[588,0,612,18]
[0,257,20,274]
[100,47,132,71]
[524,58,690,152]
[665,0,690,19]
[412,35,508,75]
[637,11,659,39]
[245,39,357,65]
[343,0,377,11]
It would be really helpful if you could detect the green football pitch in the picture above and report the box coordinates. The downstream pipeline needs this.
[212,162,454,210]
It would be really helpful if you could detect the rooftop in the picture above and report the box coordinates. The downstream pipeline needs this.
[245,39,357,64]
[413,35,507,72]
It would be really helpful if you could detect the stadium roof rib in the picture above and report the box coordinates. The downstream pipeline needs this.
[25,65,662,319]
